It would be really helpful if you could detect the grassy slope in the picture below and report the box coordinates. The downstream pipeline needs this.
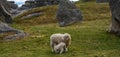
[0,2,120,57]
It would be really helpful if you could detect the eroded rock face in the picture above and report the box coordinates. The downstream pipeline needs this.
[21,12,44,19]
[96,0,109,3]
[0,22,28,41]
[17,0,35,11]
[0,0,13,23]
[108,0,120,36]
[0,22,15,33]
[56,0,83,27]
[7,1,18,9]
[0,0,28,41]
[18,0,59,11]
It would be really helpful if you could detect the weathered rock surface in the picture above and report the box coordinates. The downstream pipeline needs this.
[0,22,22,33]
[7,1,18,9]
[0,0,13,23]
[21,12,44,19]
[17,0,35,11]
[96,0,109,3]
[18,0,59,11]
[0,0,28,41]
[108,0,120,36]
[3,32,28,41]
[0,22,28,41]
[56,0,83,27]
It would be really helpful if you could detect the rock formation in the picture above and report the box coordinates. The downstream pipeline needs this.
[96,0,120,36]
[56,0,83,27]
[18,0,59,10]
[0,22,27,41]
[96,0,109,3]
[7,1,18,9]
[0,0,28,41]
[108,0,120,36]
[0,0,13,23]
[34,0,48,7]
[18,0,35,10]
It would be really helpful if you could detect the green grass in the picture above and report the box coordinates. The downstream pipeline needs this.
[0,2,120,57]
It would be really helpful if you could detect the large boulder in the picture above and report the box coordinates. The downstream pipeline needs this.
[0,22,28,41]
[56,0,83,27]
[108,0,120,36]
[0,22,17,33]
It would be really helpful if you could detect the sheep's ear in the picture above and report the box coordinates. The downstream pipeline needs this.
[64,33,68,34]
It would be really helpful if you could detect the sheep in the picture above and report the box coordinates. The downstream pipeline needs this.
[50,33,71,54]
[54,42,66,54]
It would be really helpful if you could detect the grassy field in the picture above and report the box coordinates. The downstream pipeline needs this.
[0,2,120,57]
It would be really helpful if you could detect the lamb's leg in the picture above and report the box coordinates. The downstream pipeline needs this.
[63,45,68,53]
[60,48,64,54]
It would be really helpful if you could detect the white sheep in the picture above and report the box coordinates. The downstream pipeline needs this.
[50,33,71,54]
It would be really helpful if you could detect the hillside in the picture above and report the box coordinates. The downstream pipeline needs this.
[0,2,120,57]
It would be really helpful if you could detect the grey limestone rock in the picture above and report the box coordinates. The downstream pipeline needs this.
[108,0,120,36]
[56,0,83,27]
[0,0,13,23]
[96,0,109,3]
[0,22,28,41]
[21,12,43,19]
[0,0,28,41]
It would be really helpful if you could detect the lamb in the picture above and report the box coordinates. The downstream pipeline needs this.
[54,42,66,54]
